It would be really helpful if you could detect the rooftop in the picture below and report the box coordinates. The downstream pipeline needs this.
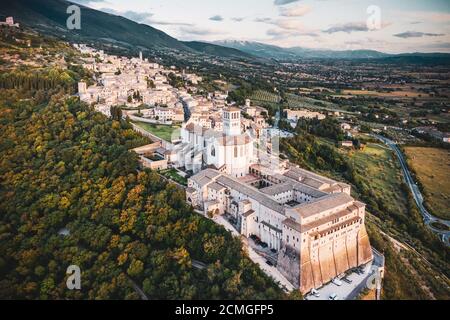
[216,175,285,213]
[293,193,354,219]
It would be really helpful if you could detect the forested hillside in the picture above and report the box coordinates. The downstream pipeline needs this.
[0,27,284,299]
[0,90,284,300]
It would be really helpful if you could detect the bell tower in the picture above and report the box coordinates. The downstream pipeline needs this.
[223,107,241,136]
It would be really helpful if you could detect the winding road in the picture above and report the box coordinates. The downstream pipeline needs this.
[374,134,450,246]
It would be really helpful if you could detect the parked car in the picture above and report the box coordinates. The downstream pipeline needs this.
[328,293,338,300]
[311,289,320,297]
[260,242,268,248]
[342,277,352,284]
[270,248,277,253]
[265,260,273,266]
[332,278,343,286]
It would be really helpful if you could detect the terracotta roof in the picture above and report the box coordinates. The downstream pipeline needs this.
[242,209,255,217]
[224,106,241,112]
[208,182,226,192]
[283,218,302,233]
[293,193,354,219]
[216,175,285,213]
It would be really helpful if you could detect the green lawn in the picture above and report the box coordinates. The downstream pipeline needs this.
[160,168,188,186]
[133,122,180,142]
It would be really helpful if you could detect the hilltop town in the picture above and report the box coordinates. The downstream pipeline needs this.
[76,45,383,297]
[1,11,448,302]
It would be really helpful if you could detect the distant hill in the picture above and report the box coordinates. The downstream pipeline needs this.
[214,40,299,60]
[1,0,448,63]
[215,40,450,62]
[214,40,391,60]
[183,41,255,59]
[0,0,253,60]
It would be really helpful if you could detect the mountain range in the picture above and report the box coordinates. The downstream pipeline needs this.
[214,40,450,62]
[214,40,391,60]
[0,0,253,60]
[1,0,449,62]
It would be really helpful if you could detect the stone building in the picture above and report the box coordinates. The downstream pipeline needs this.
[186,163,372,294]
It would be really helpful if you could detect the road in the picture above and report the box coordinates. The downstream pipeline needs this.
[212,215,295,292]
[374,134,450,245]
[128,277,149,300]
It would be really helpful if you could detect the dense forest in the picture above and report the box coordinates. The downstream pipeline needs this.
[0,87,285,299]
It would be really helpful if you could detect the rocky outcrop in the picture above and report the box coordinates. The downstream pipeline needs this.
[277,245,300,288]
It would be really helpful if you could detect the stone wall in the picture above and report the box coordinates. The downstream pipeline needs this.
[277,226,373,294]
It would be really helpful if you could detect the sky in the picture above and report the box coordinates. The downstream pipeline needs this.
[73,0,450,53]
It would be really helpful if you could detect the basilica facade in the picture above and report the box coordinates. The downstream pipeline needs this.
[179,107,255,178]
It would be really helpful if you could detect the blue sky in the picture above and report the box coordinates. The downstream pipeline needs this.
[73,0,450,53]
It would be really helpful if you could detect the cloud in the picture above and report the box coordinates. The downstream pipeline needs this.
[279,4,311,17]
[231,17,245,22]
[209,15,224,22]
[100,8,153,23]
[254,17,272,23]
[322,21,390,34]
[323,22,369,34]
[393,31,445,38]
[267,28,318,39]
[274,0,300,6]
[100,8,193,26]
[254,17,305,31]
[428,13,450,23]
[273,19,305,30]
[179,26,223,36]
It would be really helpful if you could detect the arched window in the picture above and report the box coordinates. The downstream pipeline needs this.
[211,146,215,157]
[234,146,238,158]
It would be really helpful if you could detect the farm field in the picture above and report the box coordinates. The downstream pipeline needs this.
[133,121,180,142]
[404,147,450,220]
[250,90,280,103]
[340,89,430,98]
[285,93,353,114]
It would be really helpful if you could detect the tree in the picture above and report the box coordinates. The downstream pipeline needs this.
[127,259,144,278]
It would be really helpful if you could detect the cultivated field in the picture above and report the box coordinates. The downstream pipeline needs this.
[340,89,430,98]
[404,147,450,220]
[250,90,280,103]
[286,93,351,114]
